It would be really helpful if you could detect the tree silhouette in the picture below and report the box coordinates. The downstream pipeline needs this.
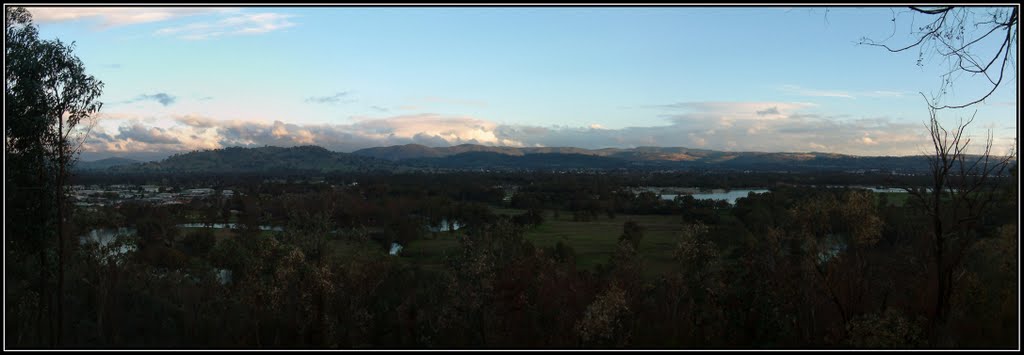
[903,105,1015,344]
[859,7,1018,344]
[6,6,105,346]
[860,6,1017,109]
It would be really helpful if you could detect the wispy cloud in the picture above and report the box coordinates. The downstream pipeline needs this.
[26,7,232,28]
[780,84,856,99]
[155,12,296,40]
[863,90,908,98]
[780,85,910,99]
[305,92,352,104]
[124,93,177,106]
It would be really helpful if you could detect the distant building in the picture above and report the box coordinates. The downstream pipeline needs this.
[215,269,233,285]
[185,188,214,196]
[142,185,160,193]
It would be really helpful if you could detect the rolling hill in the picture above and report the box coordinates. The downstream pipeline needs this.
[81,143,979,174]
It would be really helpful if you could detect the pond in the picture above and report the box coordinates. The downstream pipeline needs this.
[655,186,911,205]
[835,185,909,193]
[176,223,284,231]
[660,189,771,205]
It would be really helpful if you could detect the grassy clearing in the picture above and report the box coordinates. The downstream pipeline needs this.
[326,237,392,265]
[397,208,685,279]
[878,192,910,207]
[489,207,528,216]
[177,226,276,244]
[180,208,697,279]
[401,232,465,271]
[523,210,682,278]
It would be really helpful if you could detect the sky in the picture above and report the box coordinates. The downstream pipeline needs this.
[18,6,1019,161]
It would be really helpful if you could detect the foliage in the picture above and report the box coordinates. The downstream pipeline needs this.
[576,284,631,348]
[845,310,926,348]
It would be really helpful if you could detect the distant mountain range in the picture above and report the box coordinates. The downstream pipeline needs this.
[352,143,933,172]
[75,157,143,171]
[75,144,963,174]
[77,146,393,174]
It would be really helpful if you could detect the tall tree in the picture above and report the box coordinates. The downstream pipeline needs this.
[859,7,1017,345]
[904,106,1015,345]
[5,7,104,346]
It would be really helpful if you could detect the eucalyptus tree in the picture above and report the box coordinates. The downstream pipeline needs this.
[5,6,104,346]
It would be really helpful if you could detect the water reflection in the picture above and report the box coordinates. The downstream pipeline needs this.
[176,223,284,231]
[659,189,771,205]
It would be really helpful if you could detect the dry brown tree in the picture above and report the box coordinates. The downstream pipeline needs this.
[903,103,1016,342]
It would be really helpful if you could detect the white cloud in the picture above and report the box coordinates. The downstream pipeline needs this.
[81,113,532,156]
[82,103,1003,160]
[155,12,296,40]
[347,114,523,147]
[780,85,911,100]
[25,7,233,28]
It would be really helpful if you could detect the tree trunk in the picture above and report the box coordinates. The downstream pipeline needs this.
[37,250,49,346]
[930,176,948,347]
[56,123,66,347]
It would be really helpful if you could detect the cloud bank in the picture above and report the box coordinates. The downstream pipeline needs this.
[76,101,974,161]
[25,8,295,40]
[25,7,230,27]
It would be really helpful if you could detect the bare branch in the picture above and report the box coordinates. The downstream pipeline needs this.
[864,7,1018,110]
[910,6,954,15]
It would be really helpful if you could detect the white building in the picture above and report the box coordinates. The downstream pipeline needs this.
[185,188,215,196]
[389,243,404,256]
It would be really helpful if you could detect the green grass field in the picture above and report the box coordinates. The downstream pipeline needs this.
[180,207,693,279]
[878,192,910,207]
[523,210,683,278]
[177,226,276,244]
[399,207,686,278]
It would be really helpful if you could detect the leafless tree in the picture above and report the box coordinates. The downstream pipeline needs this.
[903,103,1016,342]
[860,6,1018,110]
[859,6,1018,346]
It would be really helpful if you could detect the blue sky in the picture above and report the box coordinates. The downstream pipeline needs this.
[23,6,1018,161]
